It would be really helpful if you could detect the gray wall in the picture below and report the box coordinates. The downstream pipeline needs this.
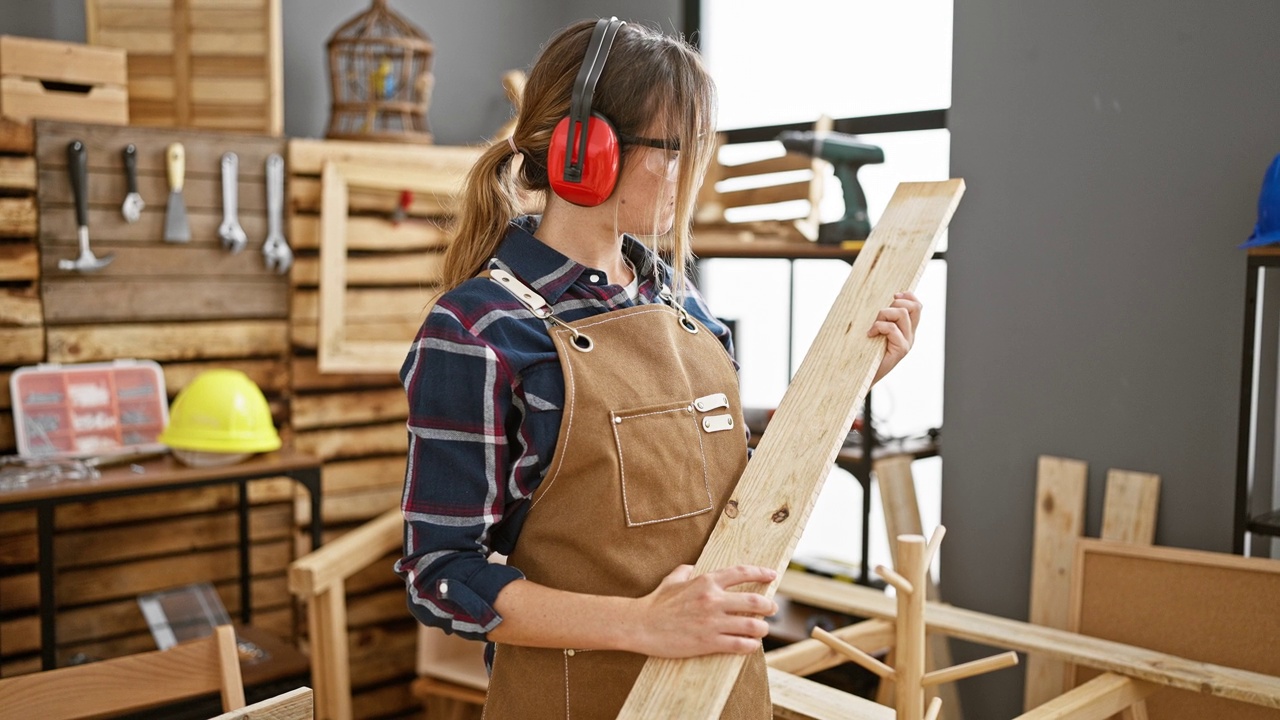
[0,0,677,144]
[945,1,1280,715]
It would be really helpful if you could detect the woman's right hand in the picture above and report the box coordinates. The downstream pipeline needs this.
[628,564,779,658]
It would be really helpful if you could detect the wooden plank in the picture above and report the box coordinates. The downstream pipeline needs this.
[0,412,13,453]
[287,138,481,177]
[0,574,37,613]
[189,8,268,31]
[312,587,352,720]
[0,287,41,326]
[39,170,265,213]
[33,119,282,175]
[347,621,416,689]
[295,485,400,525]
[781,570,1280,709]
[0,198,37,238]
[56,540,291,605]
[768,667,896,720]
[54,505,293,569]
[91,29,175,53]
[0,35,127,89]
[40,236,280,270]
[0,242,37,280]
[291,316,421,351]
[1015,673,1157,720]
[290,388,407,430]
[190,78,267,103]
[346,587,412,629]
[42,279,287,323]
[292,421,406,462]
[618,180,965,719]
[40,206,266,245]
[0,156,35,191]
[320,456,406,495]
[875,454,961,719]
[0,117,33,154]
[209,687,312,720]
[191,55,269,78]
[1100,469,1160,545]
[55,485,236,529]
[353,683,419,720]
[95,6,173,29]
[163,357,288,396]
[714,180,813,211]
[1023,455,1088,712]
[0,327,43,365]
[46,320,287,363]
[290,356,398,392]
[291,252,446,287]
[290,213,450,251]
[291,176,459,217]
[127,76,175,102]
[1070,539,1280,718]
[190,32,267,56]
[125,54,177,77]
[718,154,813,180]
[292,287,434,323]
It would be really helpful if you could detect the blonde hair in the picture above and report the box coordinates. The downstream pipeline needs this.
[441,19,717,295]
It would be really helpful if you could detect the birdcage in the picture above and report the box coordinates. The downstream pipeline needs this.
[326,0,434,143]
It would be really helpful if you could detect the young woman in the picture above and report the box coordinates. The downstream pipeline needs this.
[396,18,922,718]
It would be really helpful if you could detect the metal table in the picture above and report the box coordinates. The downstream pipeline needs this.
[0,449,323,670]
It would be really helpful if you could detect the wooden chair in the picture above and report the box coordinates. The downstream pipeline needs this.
[0,624,245,720]
[209,686,313,720]
[289,506,489,720]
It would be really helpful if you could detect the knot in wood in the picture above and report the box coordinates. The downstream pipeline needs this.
[771,506,790,523]
[724,500,739,519]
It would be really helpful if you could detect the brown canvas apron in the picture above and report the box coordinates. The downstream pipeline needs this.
[482,269,770,719]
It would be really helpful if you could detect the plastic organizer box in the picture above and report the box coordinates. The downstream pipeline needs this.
[10,360,168,458]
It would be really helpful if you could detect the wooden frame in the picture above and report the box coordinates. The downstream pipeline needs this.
[316,158,466,373]
[209,687,313,720]
[618,180,966,718]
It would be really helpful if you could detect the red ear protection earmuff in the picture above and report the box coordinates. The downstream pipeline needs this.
[547,17,625,207]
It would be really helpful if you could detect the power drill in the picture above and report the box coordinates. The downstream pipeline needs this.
[778,130,885,243]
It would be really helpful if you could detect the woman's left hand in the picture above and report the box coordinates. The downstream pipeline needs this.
[869,291,922,384]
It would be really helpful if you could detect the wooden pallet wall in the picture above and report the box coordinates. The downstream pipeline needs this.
[0,119,296,679]
[286,137,476,719]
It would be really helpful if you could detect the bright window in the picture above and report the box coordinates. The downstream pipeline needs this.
[695,0,953,579]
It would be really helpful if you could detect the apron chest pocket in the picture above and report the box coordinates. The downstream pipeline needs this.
[611,401,712,527]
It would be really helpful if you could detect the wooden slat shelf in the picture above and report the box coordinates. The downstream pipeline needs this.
[1247,508,1280,537]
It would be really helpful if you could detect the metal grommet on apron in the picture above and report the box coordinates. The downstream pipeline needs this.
[483,266,770,719]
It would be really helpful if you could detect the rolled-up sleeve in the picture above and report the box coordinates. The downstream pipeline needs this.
[395,303,525,640]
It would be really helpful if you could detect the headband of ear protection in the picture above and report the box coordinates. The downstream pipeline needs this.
[547,17,626,207]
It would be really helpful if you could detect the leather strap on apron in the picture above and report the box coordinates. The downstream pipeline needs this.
[482,267,770,719]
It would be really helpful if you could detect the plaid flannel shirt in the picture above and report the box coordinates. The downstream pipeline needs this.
[395,216,734,641]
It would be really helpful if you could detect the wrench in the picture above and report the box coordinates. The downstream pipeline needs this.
[261,153,292,274]
[218,152,248,253]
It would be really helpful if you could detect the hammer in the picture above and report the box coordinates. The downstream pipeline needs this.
[58,140,114,273]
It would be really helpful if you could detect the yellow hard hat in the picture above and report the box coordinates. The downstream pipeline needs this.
[158,370,281,454]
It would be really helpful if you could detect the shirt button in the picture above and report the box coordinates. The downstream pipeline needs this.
[588,274,601,283]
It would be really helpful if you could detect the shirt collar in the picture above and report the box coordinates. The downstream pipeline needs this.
[492,215,669,304]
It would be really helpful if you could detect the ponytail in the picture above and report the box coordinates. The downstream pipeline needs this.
[440,142,522,291]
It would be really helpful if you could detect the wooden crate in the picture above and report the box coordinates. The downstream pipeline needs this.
[86,0,283,135]
[0,36,128,126]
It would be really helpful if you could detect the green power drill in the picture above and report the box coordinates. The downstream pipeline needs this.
[778,130,885,243]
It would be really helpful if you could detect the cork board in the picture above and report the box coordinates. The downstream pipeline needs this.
[1069,539,1280,719]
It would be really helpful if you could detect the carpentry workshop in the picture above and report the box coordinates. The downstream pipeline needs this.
[0,1,1276,719]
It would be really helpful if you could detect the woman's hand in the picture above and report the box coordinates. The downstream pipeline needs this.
[628,564,779,658]
[870,291,923,384]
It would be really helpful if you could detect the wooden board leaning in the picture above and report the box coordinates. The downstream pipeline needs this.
[618,179,965,719]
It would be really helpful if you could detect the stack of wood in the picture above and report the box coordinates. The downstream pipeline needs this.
[284,138,477,718]
[85,0,284,134]
[0,119,298,677]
